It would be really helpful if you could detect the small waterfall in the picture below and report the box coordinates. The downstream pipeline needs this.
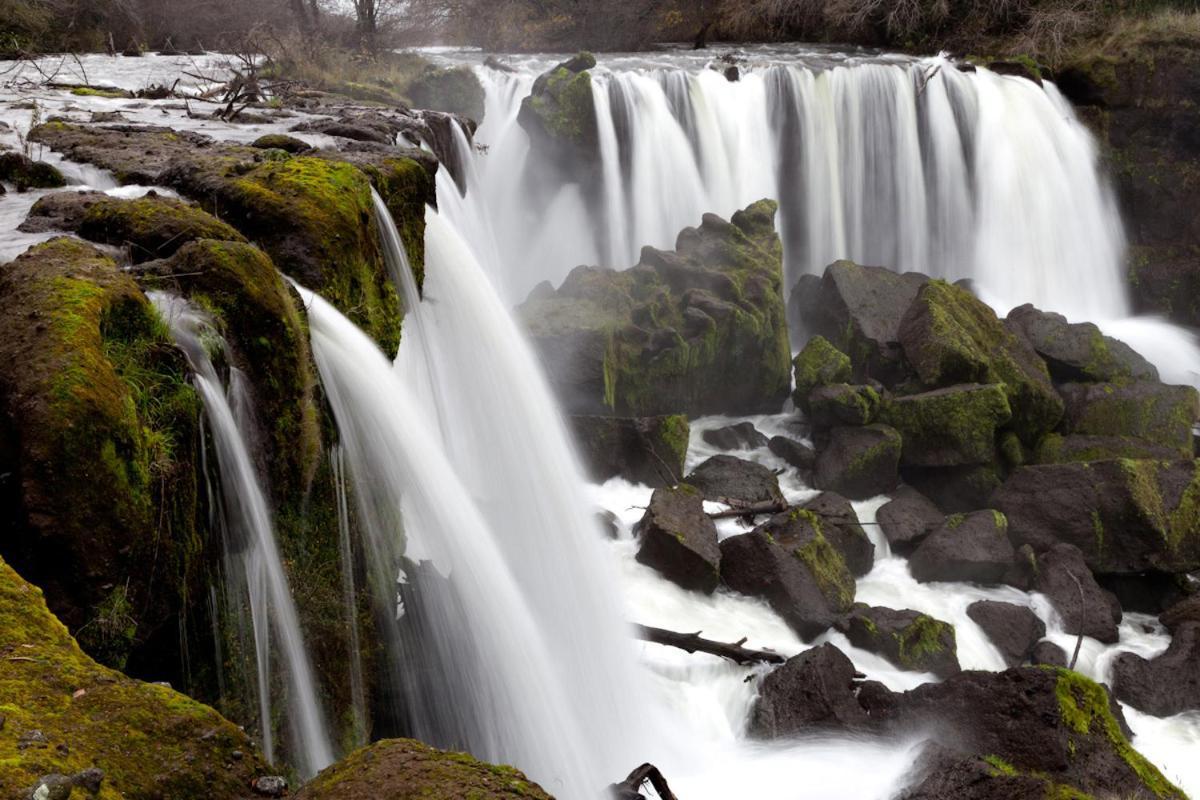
[150,292,334,779]
[449,57,1127,322]
[331,445,368,748]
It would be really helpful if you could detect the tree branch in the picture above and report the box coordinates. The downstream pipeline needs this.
[635,624,784,665]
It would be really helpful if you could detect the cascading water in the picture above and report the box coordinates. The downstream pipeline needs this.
[150,292,334,779]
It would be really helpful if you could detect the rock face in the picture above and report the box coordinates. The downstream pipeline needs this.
[908,511,1015,585]
[634,486,721,593]
[296,739,554,800]
[748,644,871,737]
[879,383,1011,467]
[877,486,943,555]
[569,414,689,487]
[1034,433,1180,464]
[520,200,792,417]
[966,600,1046,666]
[1058,381,1198,456]
[993,459,1200,575]
[684,454,784,506]
[813,423,902,499]
[1006,304,1159,384]
[0,555,269,797]
[1112,622,1200,716]
[840,605,960,678]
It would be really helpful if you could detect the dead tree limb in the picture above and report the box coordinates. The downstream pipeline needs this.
[706,499,788,520]
[610,763,680,800]
[635,624,784,665]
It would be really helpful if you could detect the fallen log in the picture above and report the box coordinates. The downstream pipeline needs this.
[610,763,680,800]
[635,624,784,665]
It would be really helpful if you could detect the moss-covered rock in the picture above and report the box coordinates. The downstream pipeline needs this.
[77,193,247,262]
[792,335,852,411]
[813,423,902,500]
[407,65,486,122]
[568,414,688,487]
[808,383,880,429]
[1006,303,1159,384]
[0,151,67,191]
[0,551,269,799]
[296,738,554,800]
[0,238,202,671]
[839,604,960,678]
[898,280,1064,444]
[880,383,1012,467]
[517,53,598,165]
[520,200,792,417]
[1034,433,1180,464]
[754,508,856,612]
[251,133,312,153]
[1058,382,1198,457]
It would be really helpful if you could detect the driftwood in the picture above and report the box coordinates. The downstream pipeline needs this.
[611,763,680,800]
[705,499,788,520]
[636,624,784,665]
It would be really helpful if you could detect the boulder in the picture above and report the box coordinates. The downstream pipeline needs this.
[801,492,874,576]
[752,509,856,612]
[908,511,1015,585]
[0,555,269,797]
[813,423,902,500]
[767,435,815,472]
[719,530,839,640]
[295,739,553,800]
[406,65,486,121]
[634,486,721,593]
[903,463,1005,514]
[1097,572,1194,615]
[805,260,930,385]
[684,454,784,506]
[876,486,944,555]
[517,53,599,166]
[17,190,106,233]
[839,604,960,678]
[966,600,1046,666]
[896,745,1064,800]
[880,383,1011,467]
[1112,622,1200,716]
[569,414,689,487]
[747,644,872,737]
[250,133,310,153]
[1057,381,1198,456]
[0,151,66,191]
[808,383,880,429]
[1034,433,1180,464]
[992,459,1200,575]
[1006,303,1159,384]
[1030,640,1069,667]
[791,335,852,411]
[897,280,1063,443]
[1161,594,1200,633]
[702,421,768,450]
[1034,544,1121,644]
[520,201,792,417]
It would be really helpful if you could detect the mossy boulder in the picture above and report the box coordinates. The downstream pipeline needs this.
[296,738,554,800]
[517,53,598,165]
[634,484,721,594]
[407,65,486,122]
[839,604,960,678]
[251,133,312,153]
[800,492,875,577]
[880,383,1011,467]
[0,151,67,191]
[992,459,1200,575]
[1058,382,1198,457]
[19,189,107,233]
[0,555,268,799]
[753,508,857,613]
[520,200,792,417]
[813,423,902,500]
[792,335,852,412]
[898,280,1063,444]
[908,510,1015,586]
[568,414,688,487]
[1034,433,1180,464]
[0,238,202,671]
[808,383,880,429]
[28,122,218,184]
[1006,303,1159,384]
[748,643,873,738]
[76,193,247,262]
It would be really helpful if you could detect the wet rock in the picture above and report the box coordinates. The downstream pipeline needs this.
[895,745,1050,800]
[595,509,620,539]
[1006,303,1158,384]
[752,508,856,612]
[1030,639,1068,667]
[1098,572,1194,615]
[1033,433,1180,464]
[518,52,599,165]
[634,486,721,593]
[876,486,943,555]
[1112,622,1200,716]
[898,279,1063,443]
[786,273,822,344]
[684,454,784,506]
[702,421,768,450]
[992,459,1200,575]
[879,384,1011,467]
[18,190,105,233]
[839,604,960,678]
[791,335,852,412]
[1057,381,1198,456]
[0,152,67,192]
[988,59,1043,84]
[808,383,880,429]
[813,424,902,500]
[903,463,1005,514]
[719,530,839,640]
[569,414,689,487]
[77,193,247,262]
[805,260,930,385]
[767,435,815,472]
[291,111,401,144]
[250,133,310,153]
[24,774,73,800]
[1161,594,1200,633]
[908,510,1015,585]
[295,739,553,800]
[801,492,874,577]
[1035,544,1121,643]
[748,644,873,737]
[966,600,1046,666]
[407,65,486,121]
[252,776,288,797]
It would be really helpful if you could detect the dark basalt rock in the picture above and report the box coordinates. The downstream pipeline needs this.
[702,421,768,451]
[801,492,874,577]
[634,486,721,594]
[839,604,960,678]
[1030,639,1068,667]
[250,134,310,153]
[908,510,1015,586]
[992,459,1200,575]
[879,383,1011,467]
[1112,622,1200,716]
[808,383,880,429]
[902,463,1005,514]
[966,600,1046,666]
[406,64,486,122]
[751,508,856,612]
[1005,303,1158,384]
[813,423,902,500]
[792,334,852,412]
[719,530,839,640]
[1161,594,1200,633]
[747,644,872,737]
[518,52,599,168]
[17,190,105,233]
[569,414,689,487]
[876,486,944,555]
[1034,433,1180,464]
[291,111,403,144]
[0,151,67,191]
[684,454,784,506]
[1034,544,1121,644]
[1057,381,1198,457]
[767,435,815,472]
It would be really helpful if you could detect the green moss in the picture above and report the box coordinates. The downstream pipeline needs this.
[894,614,953,671]
[791,521,855,612]
[355,155,434,292]
[1068,385,1198,455]
[70,86,129,98]
[984,754,1018,776]
[530,67,596,145]
[79,195,246,262]
[792,335,852,410]
[658,414,691,472]
[879,383,1011,466]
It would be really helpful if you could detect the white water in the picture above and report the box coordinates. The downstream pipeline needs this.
[150,293,334,779]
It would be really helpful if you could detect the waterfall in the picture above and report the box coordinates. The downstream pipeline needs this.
[331,445,368,748]
[445,56,1128,323]
[150,292,334,779]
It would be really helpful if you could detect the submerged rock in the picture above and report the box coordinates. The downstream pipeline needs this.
[684,454,784,506]
[1112,622,1200,716]
[839,604,960,678]
[634,485,721,593]
[908,510,1015,586]
[702,421,768,450]
[569,414,689,487]
[813,423,902,499]
[966,600,1045,667]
